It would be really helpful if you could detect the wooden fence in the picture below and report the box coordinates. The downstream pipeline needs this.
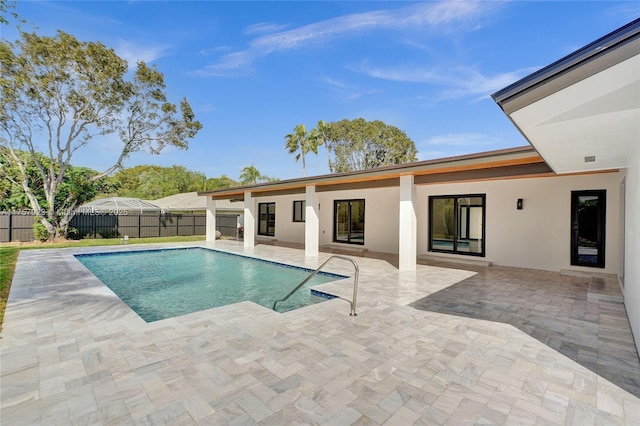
[0,212,239,242]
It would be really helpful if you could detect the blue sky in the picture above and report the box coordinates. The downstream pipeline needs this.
[3,1,639,181]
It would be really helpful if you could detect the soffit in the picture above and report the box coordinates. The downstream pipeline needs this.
[509,55,639,174]
[493,19,640,174]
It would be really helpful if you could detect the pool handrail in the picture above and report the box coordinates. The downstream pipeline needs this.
[272,255,359,316]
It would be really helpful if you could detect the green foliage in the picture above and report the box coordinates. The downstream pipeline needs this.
[0,0,22,26]
[0,30,201,239]
[0,148,44,209]
[0,246,19,330]
[205,174,238,190]
[312,119,333,170]
[32,220,50,242]
[239,164,263,185]
[0,148,115,212]
[111,165,161,197]
[289,118,418,174]
[112,164,207,199]
[97,229,119,239]
[239,164,276,185]
[324,118,417,172]
[285,124,319,177]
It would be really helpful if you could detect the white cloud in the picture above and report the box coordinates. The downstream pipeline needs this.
[319,75,381,102]
[198,103,216,113]
[425,132,501,147]
[196,1,501,77]
[200,51,255,77]
[320,76,348,89]
[356,64,539,101]
[199,46,232,57]
[114,39,171,66]
[417,132,505,160]
[243,22,289,35]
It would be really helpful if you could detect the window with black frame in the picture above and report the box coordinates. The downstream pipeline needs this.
[429,195,485,256]
[293,200,305,222]
[258,202,275,236]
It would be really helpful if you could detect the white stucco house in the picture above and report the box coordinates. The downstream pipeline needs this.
[199,19,640,354]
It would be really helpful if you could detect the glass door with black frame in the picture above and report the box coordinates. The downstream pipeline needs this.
[571,190,606,268]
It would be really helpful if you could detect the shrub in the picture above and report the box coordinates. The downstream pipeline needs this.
[97,229,120,239]
[32,220,50,242]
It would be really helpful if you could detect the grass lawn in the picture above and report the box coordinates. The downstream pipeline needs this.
[0,235,206,330]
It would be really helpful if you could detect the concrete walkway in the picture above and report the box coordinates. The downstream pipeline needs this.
[1,241,639,424]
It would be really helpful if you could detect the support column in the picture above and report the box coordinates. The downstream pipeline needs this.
[399,175,417,271]
[205,196,217,242]
[305,185,319,257]
[244,191,255,247]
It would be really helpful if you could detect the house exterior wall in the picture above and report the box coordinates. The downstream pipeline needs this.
[253,194,306,243]
[250,188,400,252]
[249,171,622,275]
[624,143,640,356]
[316,188,400,253]
[415,172,622,273]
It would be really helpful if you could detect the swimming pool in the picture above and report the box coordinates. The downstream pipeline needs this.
[75,247,346,322]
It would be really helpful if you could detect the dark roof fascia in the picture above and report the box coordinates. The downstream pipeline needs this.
[198,146,539,198]
[492,18,640,113]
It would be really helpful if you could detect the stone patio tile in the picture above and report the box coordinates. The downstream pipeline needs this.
[1,241,639,424]
[236,394,273,422]
[134,401,190,425]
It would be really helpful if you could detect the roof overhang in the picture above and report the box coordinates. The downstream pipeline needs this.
[492,18,640,174]
[199,146,554,200]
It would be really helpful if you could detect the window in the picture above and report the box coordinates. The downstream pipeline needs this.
[293,200,305,222]
[334,199,365,245]
[429,195,485,256]
[258,203,275,236]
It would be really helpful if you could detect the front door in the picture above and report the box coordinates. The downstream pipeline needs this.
[571,190,606,268]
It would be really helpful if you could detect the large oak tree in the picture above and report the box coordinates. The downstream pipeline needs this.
[0,30,202,239]
[327,118,417,173]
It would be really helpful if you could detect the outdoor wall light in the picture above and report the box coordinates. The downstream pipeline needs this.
[517,198,524,210]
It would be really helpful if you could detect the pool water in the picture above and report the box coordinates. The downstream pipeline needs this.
[75,247,346,322]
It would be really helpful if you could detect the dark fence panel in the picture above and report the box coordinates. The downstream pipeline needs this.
[0,212,228,242]
[195,215,206,236]
[117,215,141,239]
[0,214,38,242]
[73,214,119,239]
[216,214,238,238]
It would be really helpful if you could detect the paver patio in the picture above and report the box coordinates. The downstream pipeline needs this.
[409,263,640,399]
[1,240,639,424]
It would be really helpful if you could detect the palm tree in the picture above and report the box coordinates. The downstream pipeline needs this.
[312,120,333,173]
[285,123,318,177]
[239,164,263,185]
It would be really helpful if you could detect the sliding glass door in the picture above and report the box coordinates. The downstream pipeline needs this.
[334,199,365,245]
[429,195,485,256]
